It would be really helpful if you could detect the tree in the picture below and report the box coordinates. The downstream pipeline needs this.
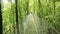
[38,0,43,26]
[15,0,19,34]
[26,0,29,15]
[0,0,2,34]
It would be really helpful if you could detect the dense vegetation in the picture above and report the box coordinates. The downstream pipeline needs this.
[2,0,60,34]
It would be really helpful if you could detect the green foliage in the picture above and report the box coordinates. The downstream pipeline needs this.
[55,0,60,2]
[2,0,60,34]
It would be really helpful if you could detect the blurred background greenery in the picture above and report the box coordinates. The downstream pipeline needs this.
[1,0,60,34]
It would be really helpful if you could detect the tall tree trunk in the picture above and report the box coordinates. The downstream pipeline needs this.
[53,0,56,34]
[26,0,29,15]
[38,0,43,26]
[20,13,24,34]
[46,0,52,34]
[53,0,55,16]
[38,0,43,34]
[19,1,24,34]
[0,0,2,34]
[15,0,19,34]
